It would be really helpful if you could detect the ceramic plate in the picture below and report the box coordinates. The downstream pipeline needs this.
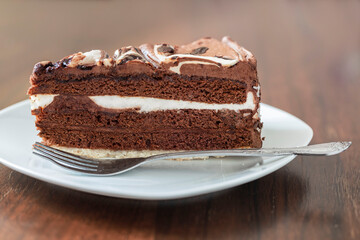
[0,101,312,200]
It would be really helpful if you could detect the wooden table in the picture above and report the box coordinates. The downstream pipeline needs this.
[0,1,359,239]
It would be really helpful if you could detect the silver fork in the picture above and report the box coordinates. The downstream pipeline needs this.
[33,141,351,176]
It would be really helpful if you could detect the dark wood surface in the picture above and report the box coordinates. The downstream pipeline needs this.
[0,1,359,239]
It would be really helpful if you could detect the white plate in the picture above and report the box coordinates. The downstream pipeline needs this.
[0,101,312,200]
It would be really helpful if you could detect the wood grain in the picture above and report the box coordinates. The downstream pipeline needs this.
[0,0,359,239]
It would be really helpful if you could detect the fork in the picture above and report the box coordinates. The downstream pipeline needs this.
[32,141,351,176]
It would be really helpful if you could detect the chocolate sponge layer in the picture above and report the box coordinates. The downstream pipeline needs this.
[28,74,257,104]
[33,95,262,150]
[34,95,259,130]
[39,128,261,151]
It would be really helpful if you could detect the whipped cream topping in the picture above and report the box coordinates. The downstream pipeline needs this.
[30,92,256,112]
[81,50,106,65]
[67,50,111,67]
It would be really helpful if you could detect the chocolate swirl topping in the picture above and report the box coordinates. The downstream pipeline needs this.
[32,37,256,77]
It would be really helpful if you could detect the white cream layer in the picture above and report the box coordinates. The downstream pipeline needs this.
[90,92,255,112]
[52,145,208,160]
[30,94,57,110]
[53,146,177,159]
[253,85,260,97]
[30,93,256,112]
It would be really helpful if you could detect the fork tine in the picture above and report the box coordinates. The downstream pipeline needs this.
[33,146,98,169]
[34,142,99,165]
[33,152,98,173]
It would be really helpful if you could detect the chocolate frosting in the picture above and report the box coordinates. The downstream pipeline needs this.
[31,37,257,81]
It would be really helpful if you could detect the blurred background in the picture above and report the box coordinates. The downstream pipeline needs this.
[1,0,359,110]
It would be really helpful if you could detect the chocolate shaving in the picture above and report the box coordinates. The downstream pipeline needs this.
[119,54,143,64]
[45,66,55,73]
[134,47,142,54]
[157,45,174,56]
[33,61,53,74]
[61,58,72,67]
[215,55,233,60]
[191,47,209,55]
[77,65,93,70]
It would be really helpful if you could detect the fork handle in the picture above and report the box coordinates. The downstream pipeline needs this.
[147,142,352,161]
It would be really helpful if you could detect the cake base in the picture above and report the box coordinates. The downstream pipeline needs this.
[52,145,210,160]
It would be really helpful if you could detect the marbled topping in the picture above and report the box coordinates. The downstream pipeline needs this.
[31,37,257,76]
[139,37,254,72]
[114,46,146,65]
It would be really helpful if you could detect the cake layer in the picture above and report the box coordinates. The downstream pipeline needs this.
[39,128,262,151]
[33,94,260,130]
[28,74,258,104]
[35,109,260,131]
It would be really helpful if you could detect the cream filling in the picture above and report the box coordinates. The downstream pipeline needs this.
[30,94,58,110]
[252,85,261,120]
[253,85,260,98]
[90,92,255,112]
[30,92,256,112]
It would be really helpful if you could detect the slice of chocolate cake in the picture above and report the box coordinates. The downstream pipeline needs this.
[28,37,262,159]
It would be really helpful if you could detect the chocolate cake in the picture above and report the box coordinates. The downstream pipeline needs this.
[28,36,262,159]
